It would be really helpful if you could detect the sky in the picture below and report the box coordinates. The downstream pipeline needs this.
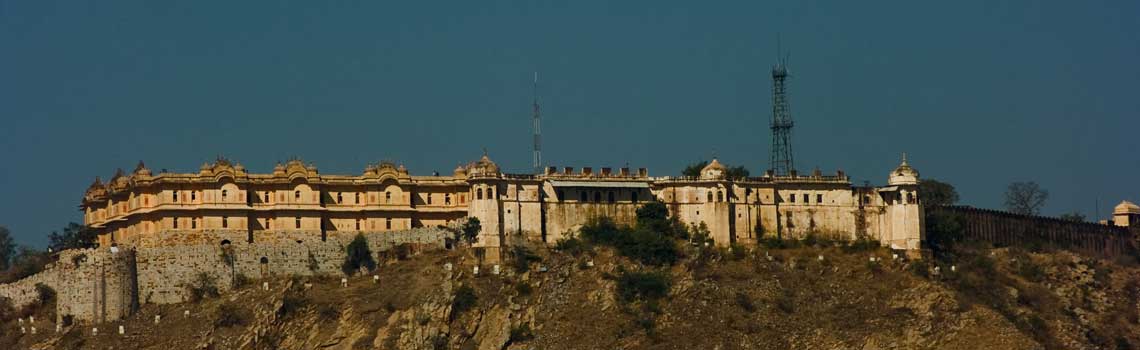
[1,1,1137,247]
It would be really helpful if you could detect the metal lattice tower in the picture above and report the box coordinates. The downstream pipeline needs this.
[769,51,795,176]
[532,72,542,174]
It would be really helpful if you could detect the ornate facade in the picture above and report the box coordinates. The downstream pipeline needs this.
[82,154,926,257]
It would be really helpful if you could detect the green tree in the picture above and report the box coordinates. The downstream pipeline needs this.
[47,222,97,252]
[681,161,709,177]
[918,179,959,207]
[725,166,750,180]
[342,233,376,275]
[0,226,14,271]
[460,217,481,244]
[1004,181,1049,216]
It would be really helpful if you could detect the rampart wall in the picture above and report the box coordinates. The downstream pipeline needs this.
[931,206,1137,258]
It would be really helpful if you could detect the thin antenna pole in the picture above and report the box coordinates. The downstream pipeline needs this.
[532,72,542,174]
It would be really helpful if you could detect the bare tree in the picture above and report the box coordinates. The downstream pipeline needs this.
[1004,181,1048,216]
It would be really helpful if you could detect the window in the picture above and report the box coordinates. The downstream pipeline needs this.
[445,194,451,205]
[477,189,484,200]
[221,189,228,201]
[803,194,809,204]
[336,193,342,204]
[717,191,724,203]
[173,218,179,229]
[385,191,392,203]
[294,190,301,200]
[355,192,360,204]
[608,191,615,203]
[817,194,823,203]
[594,192,601,203]
[191,191,196,201]
[580,191,587,202]
[264,192,270,203]
[707,191,713,202]
[173,191,179,202]
[222,216,228,228]
[907,192,915,204]
[295,217,301,229]
[632,191,639,203]
[355,219,361,231]
[385,218,392,230]
[191,218,198,229]
[790,194,796,203]
[488,187,494,198]
[427,193,432,205]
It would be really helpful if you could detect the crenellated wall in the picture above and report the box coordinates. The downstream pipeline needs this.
[930,206,1137,258]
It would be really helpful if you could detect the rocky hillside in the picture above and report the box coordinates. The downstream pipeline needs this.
[2,241,1138,350]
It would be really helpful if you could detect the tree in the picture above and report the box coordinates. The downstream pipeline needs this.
[341,233,376,275]
[1059,212,1086,222]
[918,179,959,207]
[0,226,14,271]
[725,166,750,180]
[47,222,97,252]
[681,161,708,178]
[460,217,481,244]
[1004,181,1049,216]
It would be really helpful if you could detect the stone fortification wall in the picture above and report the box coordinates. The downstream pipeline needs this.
[931,206,1137,258]
[0,249,138,324]
[136,226,449,305]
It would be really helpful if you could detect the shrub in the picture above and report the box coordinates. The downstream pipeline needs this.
[450,285,477,320]
[728,244,748,261]
[187,273,220,302]
[307,252,320,272]
[215,303,249,327]
[509,323,535,343]
[278,293,308,319]
[555,236,590,256]
[735,292,756,313]
[1016,259,1045,283]
[842,238,880,253]
[689,222,713,246]
[233,273,251,288]
[0,297,14,322]
[616,271,671,303]
[460,217,481,244]
[511,246,541,273]
[579,218,680,266]
[342,234,376,275]
[317,303,340,321]
[35,283,56,305]
[774,289,795,314]
[515,282,533,297]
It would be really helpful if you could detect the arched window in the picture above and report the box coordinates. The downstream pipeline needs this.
[579,191,587,202]
[385,191,392,203]
[608,191,615,203]
[222,216,228,228]
[336,193,342,204]
[707,191,713,202]
[488,187,494,198]
[477,189,484,200]
[260,257,268,264]
[295,217,301,229]
[221,189,228,201]
[294,190,301,201]
[355,192,360,204]
[907,192,915,204]
[717,191,723,203]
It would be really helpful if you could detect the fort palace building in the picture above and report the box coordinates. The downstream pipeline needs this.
[82,153,926,257]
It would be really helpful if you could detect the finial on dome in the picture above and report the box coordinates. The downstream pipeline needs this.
[901,152,908,166]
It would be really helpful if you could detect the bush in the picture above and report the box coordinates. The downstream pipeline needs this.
[35,283,56,305]
[616,271,671,303]
[728,244,748,261]
[511,246,541,273]
[450,285,477,320]
[515,282,533,297]
[342,234,376,275]
[0,297,15,322]
[509,323,535,343]
[554,236,590,256]
[735,292,756,313]
[233,273,251,288]
[317,303,340,321]
[579,218,680,266]
[842,238,880,253]
[187,273,220,302]
[278,293,308,319]
[215,303,249,327]
[460,217,481,244]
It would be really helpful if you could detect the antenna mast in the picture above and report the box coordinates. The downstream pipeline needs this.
[769,37,795,176]
[532,72,542,174]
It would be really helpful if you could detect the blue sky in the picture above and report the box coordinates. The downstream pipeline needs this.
[1,1,1137,247]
